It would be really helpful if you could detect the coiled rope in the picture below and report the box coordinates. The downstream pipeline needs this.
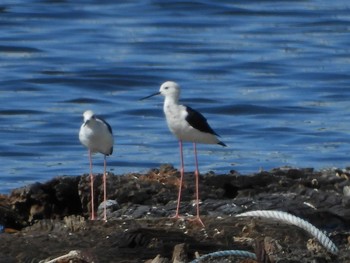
[236,210,338,255]
[189,249,257,263]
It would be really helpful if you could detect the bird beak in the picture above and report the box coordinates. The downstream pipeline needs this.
[140,92,160,100]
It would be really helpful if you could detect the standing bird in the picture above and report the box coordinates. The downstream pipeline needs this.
[79,110,114,221]
[141,81,226,226]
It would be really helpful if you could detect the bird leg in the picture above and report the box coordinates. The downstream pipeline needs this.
[173,140,184,219]
[188,142,205,227]
[88,150,95,220]
[103,155,107,222]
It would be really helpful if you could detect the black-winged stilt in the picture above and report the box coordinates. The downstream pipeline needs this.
[141,81,226,226]
[79,110,114,221]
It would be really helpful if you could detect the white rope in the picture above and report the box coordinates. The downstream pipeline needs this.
[236,210,338,255]
[44,250,81,263]
[189,249,257,263]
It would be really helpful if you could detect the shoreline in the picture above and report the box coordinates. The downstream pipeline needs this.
[0,165,349,262]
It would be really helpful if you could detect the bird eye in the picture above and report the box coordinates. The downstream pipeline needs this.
[164,87,169,90]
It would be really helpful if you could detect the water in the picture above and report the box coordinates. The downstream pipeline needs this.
[1,0,350,193]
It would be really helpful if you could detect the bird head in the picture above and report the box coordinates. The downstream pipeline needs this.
[82,110,95,126]
[159,81,180,99]
[140,81,180,101]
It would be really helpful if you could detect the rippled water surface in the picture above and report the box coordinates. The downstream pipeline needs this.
[1,0,350,193]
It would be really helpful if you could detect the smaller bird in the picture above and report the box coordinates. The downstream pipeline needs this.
[141,81,226,227]
[79,110,114,221]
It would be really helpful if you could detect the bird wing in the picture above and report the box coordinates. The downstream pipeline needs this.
[97,117,113,134]
[185,106,219,136]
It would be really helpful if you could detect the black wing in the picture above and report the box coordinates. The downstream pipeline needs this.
[96,116,113,155]
[104,120,113,135]
[96,116,113,135]
[185,106,219,136]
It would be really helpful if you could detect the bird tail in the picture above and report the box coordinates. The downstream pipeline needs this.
[218,141,227,147]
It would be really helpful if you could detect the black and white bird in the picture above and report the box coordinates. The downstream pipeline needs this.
[141,81,226,226]
[79,110,114,221]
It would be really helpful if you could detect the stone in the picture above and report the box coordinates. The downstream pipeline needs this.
[0,166,349,262]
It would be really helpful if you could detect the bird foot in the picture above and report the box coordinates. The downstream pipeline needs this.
[170,214,205,227]
[170,214,184,220]
[90,213,96,221]
[187,216,205,227]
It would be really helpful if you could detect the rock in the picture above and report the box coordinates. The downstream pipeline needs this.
[343,186,350,197]
[97,199,119,219]
[255,238,273,263]
[8,176,82,224]
[171,243,188,263]
[0,166,350,262]
[263,236,283,259]
[307,238,324,254]
[0,194,23,230]
[63,215,86,232]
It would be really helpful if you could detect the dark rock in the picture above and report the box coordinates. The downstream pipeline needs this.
[8,176,82,225]
[0,166,349,262]
[97,199,120,219]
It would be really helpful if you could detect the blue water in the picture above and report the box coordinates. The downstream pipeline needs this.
[1,0,350,193]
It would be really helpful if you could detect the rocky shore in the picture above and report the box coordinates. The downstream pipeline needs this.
[0,165,349,262]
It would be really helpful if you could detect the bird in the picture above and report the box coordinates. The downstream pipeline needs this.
[79,110,114,221]
[141,81,226,226]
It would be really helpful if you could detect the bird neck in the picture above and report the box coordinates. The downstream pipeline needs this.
[163,95,180,115]
[86,118,98,128]
[164,95,179,106]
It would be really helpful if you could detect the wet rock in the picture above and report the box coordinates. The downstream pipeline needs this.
[8,176,82,225]
[0,166,350,262]
[0,194,23,230]
[97,199,119,219]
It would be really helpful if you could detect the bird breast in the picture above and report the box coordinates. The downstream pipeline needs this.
[164,104,189,134]
[79,123,113,155]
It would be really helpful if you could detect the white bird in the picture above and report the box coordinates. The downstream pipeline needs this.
[141,81,226,226]
[79,110,114,221]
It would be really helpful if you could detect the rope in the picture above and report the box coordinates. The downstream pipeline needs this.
[236,210,338,255]
[189,249,257,263]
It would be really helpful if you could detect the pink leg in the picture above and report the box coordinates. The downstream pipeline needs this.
[173,140,184,218]
[103,155,107,221]
[192,143,204,227]
[88,150,95,220]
